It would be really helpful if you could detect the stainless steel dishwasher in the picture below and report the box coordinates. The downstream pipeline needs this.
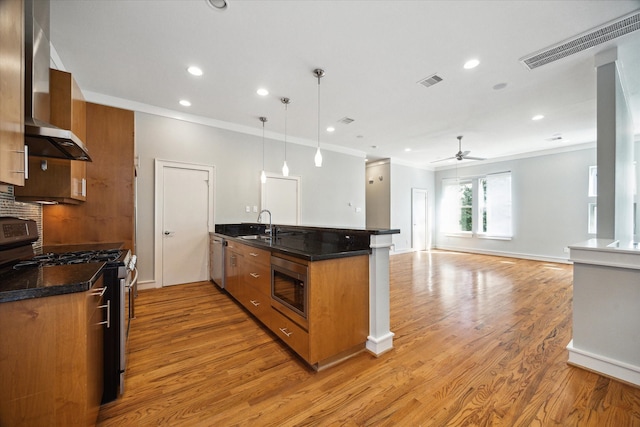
[211,234,226,288]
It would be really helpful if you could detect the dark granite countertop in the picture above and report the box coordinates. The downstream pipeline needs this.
[0,242,125,303]
[0,262,106,303]
[214,223,399,261]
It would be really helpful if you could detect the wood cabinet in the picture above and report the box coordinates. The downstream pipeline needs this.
[234,244,272,323]
[42,103,135,250]
[0,0,26,186]
[15,69,87,203]
[226,241,369,370]
[0,276,106,427]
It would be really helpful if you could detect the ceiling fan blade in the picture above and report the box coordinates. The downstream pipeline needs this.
[430,156,456,163]
[460,150,470,157]
[462,155,486,161]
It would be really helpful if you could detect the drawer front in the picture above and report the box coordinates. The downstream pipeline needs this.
[239,288,272,326]
[270,308,310,361]
[240,245,271,269]
[244,262,270,294]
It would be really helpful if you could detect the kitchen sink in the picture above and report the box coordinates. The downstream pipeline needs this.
[240,234,272,241]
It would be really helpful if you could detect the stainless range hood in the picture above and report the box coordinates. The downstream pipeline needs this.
[24,0,91,161]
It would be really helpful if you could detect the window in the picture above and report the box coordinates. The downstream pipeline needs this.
[442,172,512,238]
[442,179,473,233]
[478,172,512,238]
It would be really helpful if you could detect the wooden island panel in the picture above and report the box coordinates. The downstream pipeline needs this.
[308,254,369,367]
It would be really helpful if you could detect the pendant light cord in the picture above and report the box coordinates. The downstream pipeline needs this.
[317,74,321,150]
[284,103,288,160]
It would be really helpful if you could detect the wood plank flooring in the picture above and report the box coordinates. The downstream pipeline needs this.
[97,250,640,426]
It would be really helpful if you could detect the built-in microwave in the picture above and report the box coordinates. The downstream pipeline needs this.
[271,256,308,326]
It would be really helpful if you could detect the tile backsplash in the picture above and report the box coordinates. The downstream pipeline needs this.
[0,185,42,250]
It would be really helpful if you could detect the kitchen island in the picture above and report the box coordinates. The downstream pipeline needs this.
[213,223,399,369]
[568,239,640,387]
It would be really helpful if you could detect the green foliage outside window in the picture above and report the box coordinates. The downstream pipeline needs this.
[459,184,473,231]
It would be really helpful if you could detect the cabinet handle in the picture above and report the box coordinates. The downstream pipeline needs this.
[92,286,107,297]
[279,327,293,337]
[12,145,28,179]
[81,178,86,197]
[98,299,111,328]
[249,252,259,257]
[249,272,260,278]
[250,299,260,307]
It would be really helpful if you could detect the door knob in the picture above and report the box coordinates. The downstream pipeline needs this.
[164,231,173,235]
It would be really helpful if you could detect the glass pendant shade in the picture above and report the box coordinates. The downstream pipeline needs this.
[313,68,325,168]
[314,147,323,167]
[281,97,291,177]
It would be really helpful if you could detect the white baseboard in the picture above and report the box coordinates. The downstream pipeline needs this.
[566,340,640,387]
[434,245,571,264]
[366,332,395,356]
[137,280,159,291]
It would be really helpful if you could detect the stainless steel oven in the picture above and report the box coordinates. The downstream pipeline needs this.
[271,256,308,325]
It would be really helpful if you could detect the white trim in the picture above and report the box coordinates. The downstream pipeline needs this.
[567,340,640,387]
[154,159,215,287]
[445,232,473,238]
[366,332,395,356]
[477,235,513,241]
[434,244,572,264]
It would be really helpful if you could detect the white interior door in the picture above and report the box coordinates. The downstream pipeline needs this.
[159,163,212,286]
[412,188,428,251]
[262,175,300,225]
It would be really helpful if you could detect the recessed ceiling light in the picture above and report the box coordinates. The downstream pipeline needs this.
[532,114,544,121]
[326,127,335,132]
[206,0,228,11]
[464,59,480,69]
[256,88,269,96]
[493,83,507,90]
[187,66,203,76]
[404,148,411,152]
[179,100,191,107]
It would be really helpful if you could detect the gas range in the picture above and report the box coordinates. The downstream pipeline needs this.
[0,217,137,403]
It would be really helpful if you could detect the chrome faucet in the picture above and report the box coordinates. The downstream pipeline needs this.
[257,209,272,235]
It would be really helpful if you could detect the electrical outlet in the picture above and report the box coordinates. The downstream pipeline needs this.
[253,206,258,213]
[245,206,250,213]
[563,247,570,253]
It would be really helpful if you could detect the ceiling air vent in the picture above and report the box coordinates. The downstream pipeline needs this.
[520,10,640,70]
[338,117,354,124]
[417,73,443,88]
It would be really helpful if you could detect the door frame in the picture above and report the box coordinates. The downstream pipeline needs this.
[154,159,215,287]
[411,188,429,251]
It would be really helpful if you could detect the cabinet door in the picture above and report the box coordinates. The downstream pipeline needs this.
[0,0,26,186]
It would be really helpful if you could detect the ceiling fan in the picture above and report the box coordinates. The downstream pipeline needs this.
[431,136,486,163]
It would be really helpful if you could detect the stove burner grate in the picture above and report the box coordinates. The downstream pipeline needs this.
[13,249,123,269]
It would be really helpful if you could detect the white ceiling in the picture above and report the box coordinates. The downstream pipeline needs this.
[50,0,640,168]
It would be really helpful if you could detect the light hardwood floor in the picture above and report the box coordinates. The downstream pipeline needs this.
[97,250,640,426]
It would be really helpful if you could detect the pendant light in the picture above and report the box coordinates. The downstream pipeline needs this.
[259,116,267,184]
[313,68,325,167]
[281,97,290,177]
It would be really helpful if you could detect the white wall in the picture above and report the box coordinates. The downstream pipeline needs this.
[365,160,390,229]
[434,146,596,262]
[390,162,435,253]
[135,112,366,283]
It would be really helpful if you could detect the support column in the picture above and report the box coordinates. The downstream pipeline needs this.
[366,233,395,355]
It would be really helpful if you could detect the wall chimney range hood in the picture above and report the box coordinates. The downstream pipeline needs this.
[24,0,91,161]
